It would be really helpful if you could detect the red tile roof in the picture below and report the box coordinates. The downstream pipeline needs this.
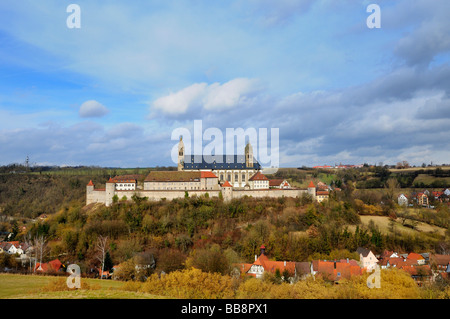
[269,179,284,186]
[253,254,296,275]
[34,259,63,272]
[308,181,315,188]
[222,181,233,188]
[200,171,218,178]
[400,265,432,276]
[315,260,363,281]
[87,180,94,186]
[407,252,424,261]
[249,171,268,181]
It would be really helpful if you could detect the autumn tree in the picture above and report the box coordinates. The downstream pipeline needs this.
[96,235,109,279]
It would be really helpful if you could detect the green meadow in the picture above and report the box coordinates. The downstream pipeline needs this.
[0,274,165,299]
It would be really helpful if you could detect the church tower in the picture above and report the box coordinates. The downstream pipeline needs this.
[245,142,253,168]
[178,136,185,171]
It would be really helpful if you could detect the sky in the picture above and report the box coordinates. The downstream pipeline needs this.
[0,0,450,168]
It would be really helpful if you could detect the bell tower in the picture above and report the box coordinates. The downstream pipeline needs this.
[245,142,253,168]
[178,136,185,171]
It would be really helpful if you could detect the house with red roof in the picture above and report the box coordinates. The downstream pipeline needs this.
[237,245,297,282]
[34,259,63,273]
[407,252,426,265]
[316,190,329,203]
[111,174,144,191]
[311,259,364,282]
[248,172,269,189]
[269,179,291,189]
[398,194,409,206]
[416,193,429,207]
[430,254,450,272]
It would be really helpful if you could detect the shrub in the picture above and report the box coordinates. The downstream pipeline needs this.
[140,268,235,299]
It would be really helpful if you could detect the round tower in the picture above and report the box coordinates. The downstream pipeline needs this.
[86,180,94,205]
[105,177,116,207]
[307,180,316,201]
[221,180,233,202]
[245,142,253,168]
[178,136,185,171]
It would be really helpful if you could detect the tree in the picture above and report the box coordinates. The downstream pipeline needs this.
[33,235,48,272]
[385,178,400,202]
[96,235,109,279]
[186,244,230,275]
[104,251,113,272]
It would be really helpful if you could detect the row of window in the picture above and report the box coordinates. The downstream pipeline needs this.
[220,174,247,182]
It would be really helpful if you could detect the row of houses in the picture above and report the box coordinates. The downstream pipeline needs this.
[235,246,450,285]
[398,188,450,207]
[0,241,32,257]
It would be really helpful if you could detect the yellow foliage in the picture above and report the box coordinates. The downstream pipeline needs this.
[236,278,273,299]
[335,268,421,299]
[121,266,428,299]
[140,268,235,299]
[41,277,99,292]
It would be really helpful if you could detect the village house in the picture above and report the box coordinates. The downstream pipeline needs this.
[236,245,297,282]
[377,250,437,284]
[430,254,450,273]
[269,179,291,189]
[111,174,143,191]
[398,194,409,206]
[316,190,329,203]
[34,259,63,273]
[311,259,363,282]
[356,247,379,271]
[407,252,426,265]
[248,171,269,190]
[416,192,429,207]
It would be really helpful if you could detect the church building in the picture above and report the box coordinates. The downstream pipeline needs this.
[177,136,262,189]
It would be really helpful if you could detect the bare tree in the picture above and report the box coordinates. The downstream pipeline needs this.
[385,177,400,201]
[22,233,34,272]
[96,235,109,280]
[33,235,47,272]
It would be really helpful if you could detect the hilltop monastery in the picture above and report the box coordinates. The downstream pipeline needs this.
[86,139,323,206]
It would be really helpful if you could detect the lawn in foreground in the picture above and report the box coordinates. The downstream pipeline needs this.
[0,273,166,299]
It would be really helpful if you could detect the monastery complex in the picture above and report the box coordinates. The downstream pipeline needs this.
[86,138,326,206]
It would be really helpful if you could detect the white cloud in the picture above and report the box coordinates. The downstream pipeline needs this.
[203,78,260,110]
[79,100,109,118]
[151,78,261,116]
[152,83,207,115]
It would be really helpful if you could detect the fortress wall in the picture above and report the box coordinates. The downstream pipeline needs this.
[139,190,221,201]
[86,189,106,205]
[231,189,308,199]
[87,188,311,206]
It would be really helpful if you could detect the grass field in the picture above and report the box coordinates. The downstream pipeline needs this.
[0,274,165,299]
[348,215,447,237]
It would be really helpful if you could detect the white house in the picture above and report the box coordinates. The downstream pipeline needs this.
[398,194,408,206]
[248,171,269,189]
[356,247,379,271]
[269,179,291,189]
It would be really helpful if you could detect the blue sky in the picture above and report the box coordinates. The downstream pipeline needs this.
[0,0,450,168]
